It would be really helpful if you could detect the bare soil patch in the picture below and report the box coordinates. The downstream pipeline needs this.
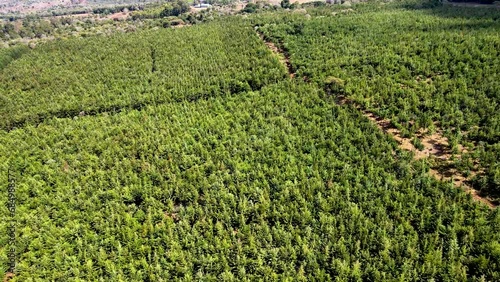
[2,272,14,282]
[106,11,130,21]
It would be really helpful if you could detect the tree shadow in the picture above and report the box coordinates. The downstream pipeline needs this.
[410,2,500,21]
[432,6,498,20]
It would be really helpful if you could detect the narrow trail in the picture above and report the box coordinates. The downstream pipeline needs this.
[339,96,496,209]
[256,31,295,78]
[257,30,496,208]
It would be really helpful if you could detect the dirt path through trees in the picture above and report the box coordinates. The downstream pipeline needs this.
[257,31,496,208]
[339,96,496,209]
[256,31,295,78]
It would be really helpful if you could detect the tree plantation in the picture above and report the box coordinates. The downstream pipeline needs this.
[254,3,500,202]
[1,1,499,280]
[0,20,286,130]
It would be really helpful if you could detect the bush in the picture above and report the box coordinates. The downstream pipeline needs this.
[160,1,190,17]
[242,3,258,13]
[324,76,345,94]
[412,137,424,151]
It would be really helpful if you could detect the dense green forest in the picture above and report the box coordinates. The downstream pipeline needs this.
[1,1,500,280]
[0,45,29,70]
[2,81,500,280]
[0,20,286,130]
[255,3,500,202]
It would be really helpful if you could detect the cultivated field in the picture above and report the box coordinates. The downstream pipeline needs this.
[1,1,499,280]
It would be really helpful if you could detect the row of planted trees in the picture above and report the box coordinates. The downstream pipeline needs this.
[1,7,499,279]
[1,81,500,279]
[0,19,287,130]
[254,3,500,202]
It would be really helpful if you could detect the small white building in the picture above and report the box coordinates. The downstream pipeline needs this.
[194,1,212,8]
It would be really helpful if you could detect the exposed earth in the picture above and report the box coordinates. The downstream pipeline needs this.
[257,29,497,209]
